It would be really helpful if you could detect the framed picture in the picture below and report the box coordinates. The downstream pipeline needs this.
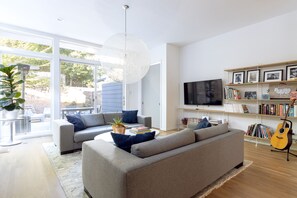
[286,65,297,81]
[232,71,245,84]
[244,91,257,99]
[263,70,283,82]
[247,69,260,83]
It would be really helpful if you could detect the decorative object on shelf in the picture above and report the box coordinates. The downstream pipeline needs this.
[100,5,150,84]
[181,117,188,125]
[0,64,26,119]
[269,84,294,99]
[261,94,270,100]
[247,69,260,83]
[111,117,126,134]
[232,71,245,84]
[263,69,283,82]
[286,64,297,81]
[244,91,257,99]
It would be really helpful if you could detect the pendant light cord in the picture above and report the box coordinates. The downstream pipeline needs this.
[123,5,129,58]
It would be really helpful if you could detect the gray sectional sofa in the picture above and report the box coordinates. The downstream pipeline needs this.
[53,112,151,154]
[82,123,244,198]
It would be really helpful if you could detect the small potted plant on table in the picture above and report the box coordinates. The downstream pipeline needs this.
[111,117,126,134]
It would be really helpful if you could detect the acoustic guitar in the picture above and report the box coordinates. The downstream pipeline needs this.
[270,91,297,150]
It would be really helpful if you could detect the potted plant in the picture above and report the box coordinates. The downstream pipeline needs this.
[111,117,126,134]
[0,64,25,118]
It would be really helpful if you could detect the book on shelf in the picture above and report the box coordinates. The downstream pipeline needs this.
[245,123,273,139]
[224,103,247,113]
[258,103,297,117]
[242,104,249,113]
[224,87,241,100]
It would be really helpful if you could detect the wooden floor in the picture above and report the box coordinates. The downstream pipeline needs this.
[1,136,297,198]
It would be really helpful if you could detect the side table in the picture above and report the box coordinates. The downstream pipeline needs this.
[0,117,24,146]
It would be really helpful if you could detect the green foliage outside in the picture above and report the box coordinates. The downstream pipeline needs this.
[0,39,105,89]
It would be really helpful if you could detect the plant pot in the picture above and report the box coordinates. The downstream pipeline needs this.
[4,110,19,119]
[112,125,126,134]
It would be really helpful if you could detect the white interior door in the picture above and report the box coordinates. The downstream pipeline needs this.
[142,64,160,128]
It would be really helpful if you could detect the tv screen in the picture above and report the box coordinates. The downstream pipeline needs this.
[184,79,223,105]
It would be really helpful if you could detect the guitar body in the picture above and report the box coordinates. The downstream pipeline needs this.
[271,122,292,150]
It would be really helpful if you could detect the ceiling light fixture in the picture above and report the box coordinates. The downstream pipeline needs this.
[101,5,150,84]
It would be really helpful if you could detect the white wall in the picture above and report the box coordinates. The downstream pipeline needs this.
[125,82,139,110]
[179,10,297,131]
[166,44,180,130]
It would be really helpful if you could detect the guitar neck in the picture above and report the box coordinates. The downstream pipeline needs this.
[282,99,296,128]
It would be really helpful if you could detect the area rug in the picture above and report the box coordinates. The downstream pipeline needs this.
[43,142,252,198]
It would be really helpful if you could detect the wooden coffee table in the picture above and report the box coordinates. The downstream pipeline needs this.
[94,129,160,143]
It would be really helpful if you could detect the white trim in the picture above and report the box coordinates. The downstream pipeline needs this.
[0,46,52,60]
[0,23,102,48]
[60,55,101,66]
[51,37,61,121]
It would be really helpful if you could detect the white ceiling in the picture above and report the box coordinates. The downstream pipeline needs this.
[1,0,297,48]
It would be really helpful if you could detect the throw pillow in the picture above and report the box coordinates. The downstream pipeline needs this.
[66,114,86,132]
[194,117,211,130]
[111,131,155,152]
[122,110,138,123]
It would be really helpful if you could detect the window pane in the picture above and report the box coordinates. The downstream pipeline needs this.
[0,31,52,53]
[0,54,51,138]
[60,41,100,61]
[60,62,95,117]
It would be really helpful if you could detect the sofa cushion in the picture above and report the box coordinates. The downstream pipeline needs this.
[111,131,155,152]
[194,123,229,141]
[103,112,123,124]
[80,113,105,127]
[122,110,138,123]
[131,128,195,158]
[74,125,112,142]
[194,117,211,130]
[66,114,86,132]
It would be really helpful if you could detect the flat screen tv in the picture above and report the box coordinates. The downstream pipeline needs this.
[184,79,223,105]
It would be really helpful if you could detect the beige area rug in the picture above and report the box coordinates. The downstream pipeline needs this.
[43,142,252,198]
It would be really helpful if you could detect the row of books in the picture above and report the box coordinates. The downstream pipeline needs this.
[224,104,249,113]
[258,103,297,117]
[224,87,241,100]
[246,123,273,139]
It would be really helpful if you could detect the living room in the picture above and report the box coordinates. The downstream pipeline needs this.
[1,0,297,198]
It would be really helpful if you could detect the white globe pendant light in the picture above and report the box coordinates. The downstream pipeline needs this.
[101,5,150,84]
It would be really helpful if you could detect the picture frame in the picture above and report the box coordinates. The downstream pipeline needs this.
[247,69,260,83]
[263,70,283,82]
[244,91,257,99]
[232,71,245,84]
[286,64,297,81]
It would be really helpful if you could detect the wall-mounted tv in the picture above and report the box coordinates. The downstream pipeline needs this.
[184,79,223,105]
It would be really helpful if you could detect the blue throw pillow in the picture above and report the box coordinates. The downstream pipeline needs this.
[122,110,138,123]
[111,131,155,152]
[66,114,86,132]
[194,118,211,130]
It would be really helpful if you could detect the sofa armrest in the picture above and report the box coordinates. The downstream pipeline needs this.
[82,140,150,198]
[52,119,75,154]
[137,115,151,128]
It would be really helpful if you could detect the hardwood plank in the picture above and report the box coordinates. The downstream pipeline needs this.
[1,136,297,198]
[208,142,297,198]
[0,136,65,198]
